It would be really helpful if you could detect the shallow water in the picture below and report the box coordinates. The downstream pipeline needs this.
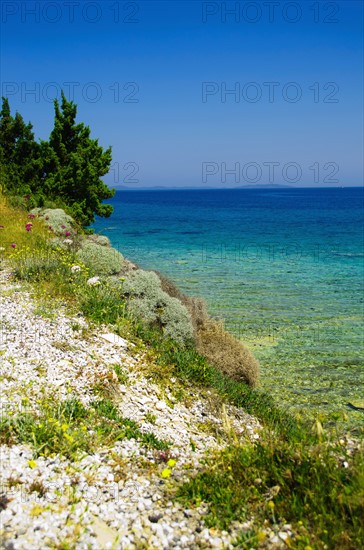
[94,188,364,430]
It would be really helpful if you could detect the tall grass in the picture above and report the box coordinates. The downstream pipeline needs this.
[0,195,49,257]
[177,437,364,549]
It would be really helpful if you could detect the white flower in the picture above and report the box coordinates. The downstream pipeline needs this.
[0,247,5,252]
[87,276,100,286]
[71,265,81,273]
[63,239,73,245]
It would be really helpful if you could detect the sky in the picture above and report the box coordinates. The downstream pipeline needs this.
[1,0,363,188]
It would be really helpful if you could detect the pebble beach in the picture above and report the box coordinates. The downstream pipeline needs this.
[0,266,282,550]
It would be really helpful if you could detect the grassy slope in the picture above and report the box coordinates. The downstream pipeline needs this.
[0,196,363,549]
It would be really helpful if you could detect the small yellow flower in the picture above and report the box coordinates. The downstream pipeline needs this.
[167,459,176,468]
[267,500,275,510]
[28,460,37,469]
[161,468,171,479]
[61,424,69,431]
[30,504,44,517]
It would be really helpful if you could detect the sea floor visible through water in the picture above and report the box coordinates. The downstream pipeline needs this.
[94,187,364,433]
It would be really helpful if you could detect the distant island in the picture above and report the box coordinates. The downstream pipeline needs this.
[116,184,293,190]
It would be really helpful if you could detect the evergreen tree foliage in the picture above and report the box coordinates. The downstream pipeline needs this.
[0,97,42,201]
[45,92,114,226]
[0,93,114,226]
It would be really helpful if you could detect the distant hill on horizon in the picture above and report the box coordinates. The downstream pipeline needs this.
[115,184,294,191]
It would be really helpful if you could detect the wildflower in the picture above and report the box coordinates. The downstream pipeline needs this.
[63,239,73,246]
[65,231,71,237]
[71,265,81,273]
[61,225,66,229]
[87,276,100,286]
[28,214,35,219]
[159,451,167,459]
[161,468,171,479]
[48,226,53,231]
[28,460,37,469]
[0,247,5,252]
[10,243,16,249]
[25,223,33,231]
[167,459,176,467]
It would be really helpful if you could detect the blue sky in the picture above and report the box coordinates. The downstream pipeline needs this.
[1,0,363,188]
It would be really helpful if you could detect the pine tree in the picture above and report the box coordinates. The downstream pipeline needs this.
[0,97,42,200]
[45,91,114,226]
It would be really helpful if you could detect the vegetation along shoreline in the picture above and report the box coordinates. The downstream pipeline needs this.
[0,94,363,549]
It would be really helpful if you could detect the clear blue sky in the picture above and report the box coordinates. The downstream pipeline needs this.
[1,0,363,188]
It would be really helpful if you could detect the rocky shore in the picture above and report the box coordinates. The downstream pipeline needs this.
[0,267,269,549]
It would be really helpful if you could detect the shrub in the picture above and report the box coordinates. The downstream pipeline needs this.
[155,271,186,301]
[87,234,111,247]
[159,295,195,343]
[155,271,208,333]
[123,270,194,345]
[196,319,259,387]
[123,269,161,297]
[35,208,76,235]
[76,241,124,276]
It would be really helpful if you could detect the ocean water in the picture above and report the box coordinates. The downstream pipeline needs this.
[93,187,364,430]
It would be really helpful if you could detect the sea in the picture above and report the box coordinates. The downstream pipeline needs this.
[93,187,364,431]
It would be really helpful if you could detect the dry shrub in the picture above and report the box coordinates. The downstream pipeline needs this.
[196,319,260,388]
[155,272,208,332]
[155,271,259,387]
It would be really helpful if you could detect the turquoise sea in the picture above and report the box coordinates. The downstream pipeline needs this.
[94,187,364,431]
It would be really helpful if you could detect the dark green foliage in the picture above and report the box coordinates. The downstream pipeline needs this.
[44,92,114,226]
[0,93,114,226]
[0,97,43,202]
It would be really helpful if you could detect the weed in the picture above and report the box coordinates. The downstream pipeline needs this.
[145,412,157,425]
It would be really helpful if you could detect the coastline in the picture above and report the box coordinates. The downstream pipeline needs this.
[93,187,364,432]
[1,201,363,549]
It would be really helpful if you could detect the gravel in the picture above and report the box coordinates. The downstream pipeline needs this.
[0,267,264,549]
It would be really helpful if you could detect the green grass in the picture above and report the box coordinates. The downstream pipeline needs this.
[0,397,170,459]
[177,437,364,549]
[133,322,307,443]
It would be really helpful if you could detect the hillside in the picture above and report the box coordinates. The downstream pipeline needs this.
[0,198,363,549]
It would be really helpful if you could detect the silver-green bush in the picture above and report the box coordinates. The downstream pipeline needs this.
[122,270,194,345]
[88,234,111,247]
[35,208,75,235]
[76,241,124,276]
[122,270,161,298]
